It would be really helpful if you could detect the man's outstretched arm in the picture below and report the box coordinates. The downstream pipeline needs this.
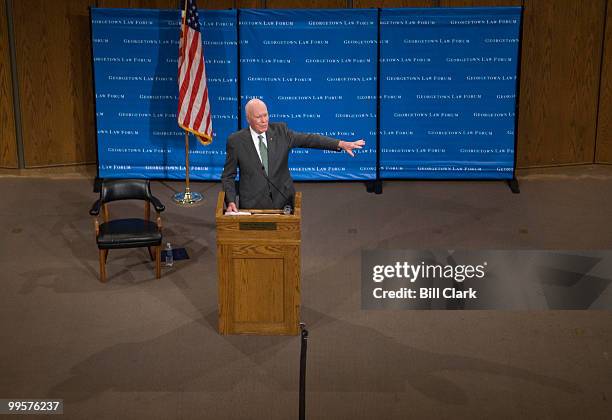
[287,126,366,156]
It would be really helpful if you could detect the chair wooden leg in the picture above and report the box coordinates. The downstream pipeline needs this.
[155,245,161,279]
[99,249,107,283]
[104,249,109,264]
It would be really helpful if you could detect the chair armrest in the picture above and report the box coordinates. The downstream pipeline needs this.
[149,196,165,212]
[90,199,102,216]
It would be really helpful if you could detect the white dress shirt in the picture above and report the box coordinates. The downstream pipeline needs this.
[249,126,268,164]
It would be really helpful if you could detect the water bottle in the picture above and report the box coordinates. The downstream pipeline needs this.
[165,242,173,267]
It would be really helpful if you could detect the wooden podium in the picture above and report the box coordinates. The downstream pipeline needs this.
[215,191,301,335]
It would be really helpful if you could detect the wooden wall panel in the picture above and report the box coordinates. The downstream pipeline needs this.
[517,0,606,167]
[200,0,235,9]
[354,1,434,7]
[13,0,96,167]
[197,0,265,8]
[202,0,263,8]
[440,0,521,6]
[96,1,256,12]
[353,2,522,11]
[191,1,264,9]
[236,0,265,7]
[97,1,264,8]
[0,0,18,168]
[98,0,178,7]
[596,0,612,163]
[267,0,346,8]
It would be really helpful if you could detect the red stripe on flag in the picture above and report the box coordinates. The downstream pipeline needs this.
[178,30,198,111]
[184,60,204,127]
[193,86,209,129]
[177,0,212,139]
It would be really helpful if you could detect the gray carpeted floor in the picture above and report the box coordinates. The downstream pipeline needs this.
[1,165,611,419]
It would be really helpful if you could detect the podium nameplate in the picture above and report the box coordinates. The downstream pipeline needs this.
[239,222,278,231]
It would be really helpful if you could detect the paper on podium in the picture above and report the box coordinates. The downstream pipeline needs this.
[224,211,252,216]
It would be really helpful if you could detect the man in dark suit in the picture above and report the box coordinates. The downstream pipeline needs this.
[221,99,365,211]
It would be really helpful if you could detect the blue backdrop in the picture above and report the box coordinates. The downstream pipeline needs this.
[239,9,378,180]
[91,7,521,181]
[92,8,237,180]
[380,8,520,179]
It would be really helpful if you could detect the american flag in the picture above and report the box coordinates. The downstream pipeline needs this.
[177,0,212,145]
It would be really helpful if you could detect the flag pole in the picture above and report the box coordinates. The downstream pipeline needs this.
[173,0,203,206]
[172,131,203,205]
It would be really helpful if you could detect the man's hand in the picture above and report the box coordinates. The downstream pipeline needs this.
[338,139,365,157]
[226,202,238,213]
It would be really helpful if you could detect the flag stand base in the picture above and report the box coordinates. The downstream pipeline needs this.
[172,188,203,206]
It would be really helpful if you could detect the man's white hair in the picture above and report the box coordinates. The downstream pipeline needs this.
[245,98,266,117]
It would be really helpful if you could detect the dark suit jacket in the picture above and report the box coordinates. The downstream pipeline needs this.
[221,122,340,209]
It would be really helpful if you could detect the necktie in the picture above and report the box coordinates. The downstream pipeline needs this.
[258,134,268,175]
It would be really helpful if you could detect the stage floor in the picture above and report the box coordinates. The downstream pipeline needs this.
[0,164,611,419]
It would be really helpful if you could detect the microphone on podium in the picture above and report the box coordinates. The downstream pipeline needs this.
[261,165,293,214]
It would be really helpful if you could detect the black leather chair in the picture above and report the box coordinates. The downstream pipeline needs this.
[89,179,165,282]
